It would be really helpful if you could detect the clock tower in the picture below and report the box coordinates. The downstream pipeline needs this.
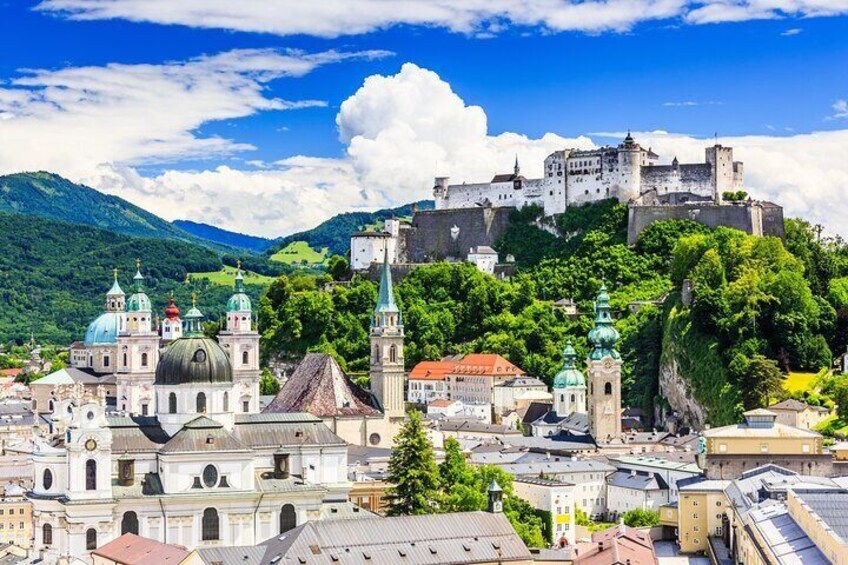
[65,393,113,502]
[586,284,623,444]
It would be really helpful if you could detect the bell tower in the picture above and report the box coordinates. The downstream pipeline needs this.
[217,261,261,414]
[370,252,405,418]
[586,284,622,443]
[552,341,586,416]
[116,260,159,416]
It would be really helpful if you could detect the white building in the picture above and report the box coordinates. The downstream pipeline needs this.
[350,219,402,271]
[434,135,744,217]
[407,360,453,405]
[467,246,498,275]
[492,376,549,417]
[609,455,702,502]
[30,269,351,563]
[512,477,576,546]
[606,470,670,518]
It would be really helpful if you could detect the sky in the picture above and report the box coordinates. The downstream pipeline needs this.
[0,1,847,238]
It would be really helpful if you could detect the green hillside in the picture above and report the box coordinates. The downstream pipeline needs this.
[270,241,329,265]
[0,172,200,242]
[267,200,433,258]
[0,212,264,344]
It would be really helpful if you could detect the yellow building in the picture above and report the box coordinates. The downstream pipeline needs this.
[768,398,830,430]
[677,479,729,553]
[703,409,822,456]
[0,484,31,549]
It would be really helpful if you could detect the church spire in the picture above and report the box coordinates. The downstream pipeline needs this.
[514,154,520,176]
[133,258,144,292]
[373,249,399,327]
[234,259,245,293]
[588,283,620,360]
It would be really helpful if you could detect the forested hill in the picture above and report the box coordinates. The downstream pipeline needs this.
[173,220,274,253]
[0,212,264,345]
[0,172,199,242]
[266,200,434,257]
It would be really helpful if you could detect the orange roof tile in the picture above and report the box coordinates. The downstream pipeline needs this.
[450,354,524,377]
[572,525,657,565]
[0,369,22,377]
[409,360,456,381]
[428,399,456,408]
[92,533,188,564]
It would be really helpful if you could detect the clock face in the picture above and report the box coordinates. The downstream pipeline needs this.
[85,439,97,452]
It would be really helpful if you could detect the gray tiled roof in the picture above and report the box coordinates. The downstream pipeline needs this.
[107,416,169,453]
[159,416,250,454]
[496,459,615,476]
[793,490,848,540]
[233,415,346,448]
[606,470,669,491]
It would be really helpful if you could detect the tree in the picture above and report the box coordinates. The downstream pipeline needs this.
[740,355,785,410]
[259,369,280,396]
[385,411,440,516]
[327,255,350,281]
[832,379,848,420]
[439,437,470,486]
[622,508,659,527]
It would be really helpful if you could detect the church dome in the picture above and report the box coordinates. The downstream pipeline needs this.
[127,292,151,312]
[154,337,232,386]
[553,342,586,389]
[226,269,252,312]
[588,284,620,360]
[84,312,123,346]
[164,296,180,320]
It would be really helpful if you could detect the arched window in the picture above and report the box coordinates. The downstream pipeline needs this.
[85,459,97,491]
[169,392,177,414]
[560,394,564,403]
[242,350,249,365]
[86,528,97,550]
[604,382,612,395]
[202,508,219,541]
[389,344,397,363]
[570,394,576,403]
[43,469,53,491]
[203,464,219,488]
[121,511,139,535]
[196,392,206,413]
[43,523,53,546]
[141,352,148,367]
[280,504,297,534]
[223,392,229,412]
[123,353,128,366]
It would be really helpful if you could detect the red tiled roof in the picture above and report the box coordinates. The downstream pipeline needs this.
[409,360,456,381]
[572,525,657,565]
[0,369,22,377]
[92,533,188,564]
[428,399,456,408]
[450,354,524,377]
[264,353,382,418]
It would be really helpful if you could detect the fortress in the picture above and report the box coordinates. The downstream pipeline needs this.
[351,134,783,272]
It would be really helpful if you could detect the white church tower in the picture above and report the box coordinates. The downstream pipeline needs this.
[370,252,405,419]
[116,260,159,416]
[217,262,261,414]
[586,284,623,443]
[552,341,587,416]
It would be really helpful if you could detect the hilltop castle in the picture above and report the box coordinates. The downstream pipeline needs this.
[434,133,744,215]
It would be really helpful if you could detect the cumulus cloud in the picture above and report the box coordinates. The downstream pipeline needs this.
[37,0,848,37]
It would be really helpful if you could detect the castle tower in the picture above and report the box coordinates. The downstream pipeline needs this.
[552,341,587,416]
[586,284,622,443]
[615,132,642,203]
[116,260,159,416]
[705,144,736,204]
[370,251,405,418]
[217,262,261,414]
[433,177,449,210]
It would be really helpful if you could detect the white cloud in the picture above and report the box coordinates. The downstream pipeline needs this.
[37,0,848,37]
[663,101,722,107]
[830,99,848,119]
[781,27,803,35]
[3,57,848,239]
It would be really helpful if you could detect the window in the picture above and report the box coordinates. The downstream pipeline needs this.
[43,523,52,546]
[193,349,207,363]
[141,352,148,367]
[223,392,229,412]
[369,433,381,446]
[123,353,128,366]
[280,504,297,534]
[196,392,207,413]
[202,508,219,541]
[719,443,727,453]
[242,350,249,365]
[85,459,97,491]
[121,511,139,535]
[86,528,97,550]
[203,465,219,488]
[169,393,177,414]
[604,382,612,395]
[42,469,53,491]
[103,356,110,367]
[803,443,810,453]
[760,443,769,453]
[389,345,397,363]
[141,403,148,416]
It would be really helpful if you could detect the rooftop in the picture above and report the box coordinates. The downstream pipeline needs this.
[607,470,669,491]
[409,360,457,381]
[769,398,829,413]
[572,524,656,565]
[450,354,524,377]
[92,533,188,564]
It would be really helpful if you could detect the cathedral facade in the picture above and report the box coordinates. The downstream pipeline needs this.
[29,267,350,562]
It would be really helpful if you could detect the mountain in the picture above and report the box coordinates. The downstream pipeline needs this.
[173,220,273,253]
[267,200,434,257]
[0,172,202,242]
[0,211,269,345]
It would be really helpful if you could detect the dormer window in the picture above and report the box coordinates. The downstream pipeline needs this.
[193,349,207,363]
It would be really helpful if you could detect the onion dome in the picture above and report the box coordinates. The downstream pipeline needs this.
[127,260,151,312]
[84,312,122,346]
[226,265,252,313]
[553,341,586,389]
[154,336,232,386]
[183,294,204,336]
[588,284,620,360]
[164,295,180,320]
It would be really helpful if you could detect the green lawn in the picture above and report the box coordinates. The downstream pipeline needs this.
[784,371,824,394]
[269,241,328,265]
[189,265,276,287]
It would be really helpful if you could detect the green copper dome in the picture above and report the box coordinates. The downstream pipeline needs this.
[553,341,586,389]
[127,268,151,312]
[227,269,252,312]
[154,336,232,386]
[588,284,620,360]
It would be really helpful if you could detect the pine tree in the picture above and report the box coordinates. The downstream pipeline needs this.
[386,411,440,516]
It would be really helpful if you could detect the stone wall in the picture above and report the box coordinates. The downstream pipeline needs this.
[627,201,785,245]
[403,206,515,262]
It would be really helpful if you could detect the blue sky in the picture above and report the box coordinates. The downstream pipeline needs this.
[1,1,847,236]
